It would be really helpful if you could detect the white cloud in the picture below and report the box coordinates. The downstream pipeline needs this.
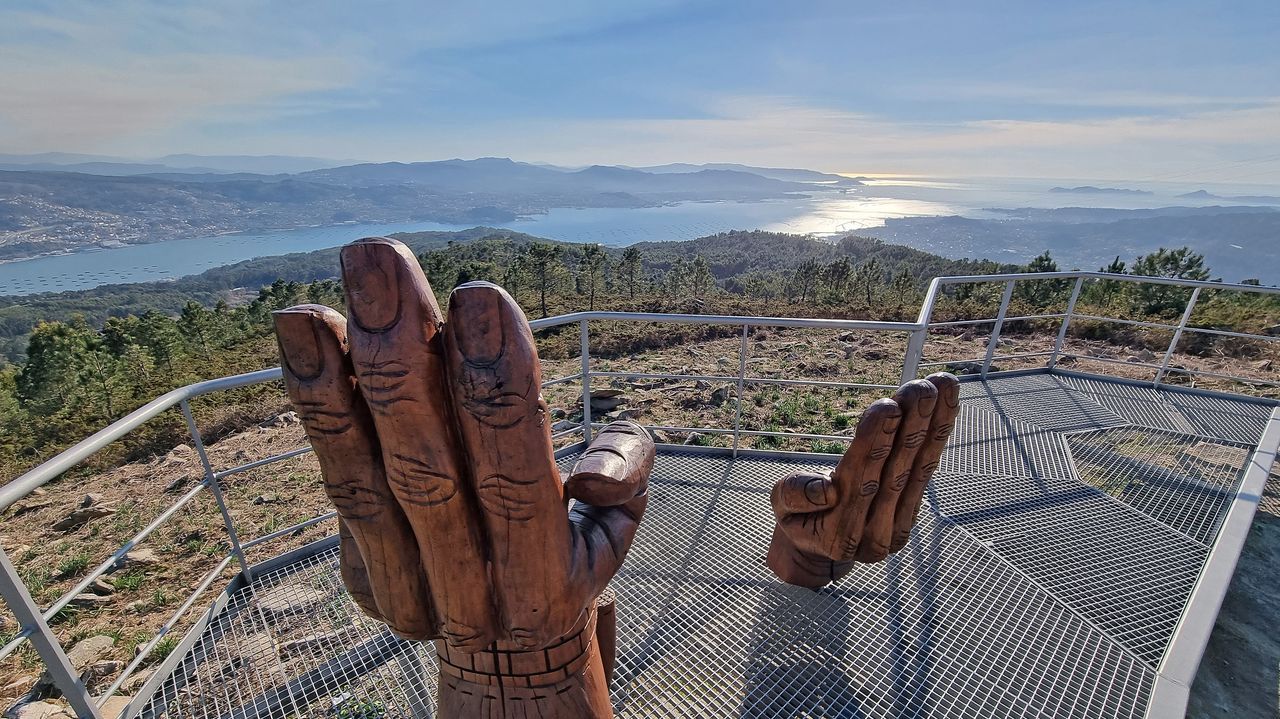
[0,0,704,153]
[481,95,1280,181]
[0,47,359,149]
[0,2,367,151]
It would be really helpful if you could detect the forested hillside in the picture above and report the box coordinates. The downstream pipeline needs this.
[1,230,1275,487]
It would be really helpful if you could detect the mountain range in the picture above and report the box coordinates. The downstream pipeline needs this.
[0,157,825,262]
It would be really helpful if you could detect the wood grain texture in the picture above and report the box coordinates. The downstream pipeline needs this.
[274,304,436,638]
[767,373,960,588]
[274,237,656,718]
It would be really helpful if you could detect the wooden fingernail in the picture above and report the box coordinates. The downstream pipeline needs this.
[450,282,506,363]
[274,310,324,380]
[341,240,401,332]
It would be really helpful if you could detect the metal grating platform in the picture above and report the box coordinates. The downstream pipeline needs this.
[134,372,1278,719]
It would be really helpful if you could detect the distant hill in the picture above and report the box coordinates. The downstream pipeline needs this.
[0,152,349,175]
[1049,186,1153,196]
[871,208,1280,284]
[1177,189,1280,204]
[626,163,861,185]
[298,157,807,195]
[153,154,349,174]
[0,160,226,176]
[986,205,1278,223]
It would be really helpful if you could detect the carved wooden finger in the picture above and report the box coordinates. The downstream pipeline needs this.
[566,422,654,506]
[769,472,838,559]
[823,399,902,560]
[565,422,651,607]
[340,239,496,651]
[890,373,961,552]
[443,280,577,649]
[274,304,436,638]
[857,380,938,562]
[338,519,383,622]
[770,471,835,517]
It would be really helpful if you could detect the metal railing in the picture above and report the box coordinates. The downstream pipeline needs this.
[913,270,1280,388]
[0,271,1276,717]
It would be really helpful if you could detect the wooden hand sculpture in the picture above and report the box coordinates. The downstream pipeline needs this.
[767,373,960,588]
[272,237,653,718]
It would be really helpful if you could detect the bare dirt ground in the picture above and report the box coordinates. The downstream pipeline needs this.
[0,325,1276,716]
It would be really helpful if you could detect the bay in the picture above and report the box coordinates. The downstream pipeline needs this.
[0,193,952,296]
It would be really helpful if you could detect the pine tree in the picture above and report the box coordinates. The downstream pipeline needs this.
[16,319,89,415]
[526,242,563,318]
[853,259,883,305]
[136,311,184,373]
[579,244,607,310]
[1130,247,1210,316]
[619,247,643,299]
[1015,251,1069,308]
[179,301,215,360]
[824,257,854,301]
[665,258,691,297]
[890,269,916,308]
[689,256,715,299]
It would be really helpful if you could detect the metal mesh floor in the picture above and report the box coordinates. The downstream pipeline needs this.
[135,372,1277,719]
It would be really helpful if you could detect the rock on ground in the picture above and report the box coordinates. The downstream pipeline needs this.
[51,506,114,531]
[3,701,65,719]
[111,548,160,571]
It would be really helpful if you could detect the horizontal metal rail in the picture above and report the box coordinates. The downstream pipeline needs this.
[1061,354,1280,387]
[589,422,855,444]
[927,313,1067,328]
[926,270,1280,293]
[214,446,312,481]
[0,368,283,513]
[589,370,896,391]
[1180,325,1280,342]
[241,511,338,550]
[1163,365,1280,387]
[529,310,917,333]
[541,374,583,387]
[1061,353,1165,371]
[918,350,1056,368]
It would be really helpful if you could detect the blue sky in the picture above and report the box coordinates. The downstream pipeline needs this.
[1,0,1278,182]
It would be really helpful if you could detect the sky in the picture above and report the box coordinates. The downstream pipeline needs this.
[1,0,1278,184]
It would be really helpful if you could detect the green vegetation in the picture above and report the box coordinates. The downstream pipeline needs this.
[0,228,1275,486]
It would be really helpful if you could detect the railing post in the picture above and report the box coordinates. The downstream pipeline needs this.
[981,280,1016,378]
[0,547,104,718]
[901,328,927,383]
[1048,276,1085,370]
[1155,287,1201,387]
[580,319,592,444]
[180,399,252,580]
[732,323,749,457]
